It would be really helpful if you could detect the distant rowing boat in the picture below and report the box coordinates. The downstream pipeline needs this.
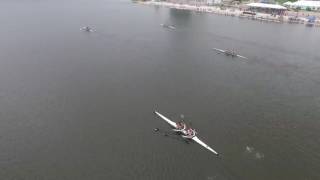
[80,26,94,32]
[213,48,248,59]
[160,24,176,30]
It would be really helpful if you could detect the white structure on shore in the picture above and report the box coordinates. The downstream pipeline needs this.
[284,1,320,11]
[206,0,222,5]
[247,3,287,10]
[165,0,222,5]
[246,3,287,15]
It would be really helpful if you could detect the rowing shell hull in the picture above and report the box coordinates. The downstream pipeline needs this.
[213,48,248,59]
[154,111,219,155]
[155,111,177,128]
[212,48,225,53]
[80,27,94,32]
[192,136,218,155]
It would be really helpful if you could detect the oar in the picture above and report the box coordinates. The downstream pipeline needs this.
[153,128,189,143]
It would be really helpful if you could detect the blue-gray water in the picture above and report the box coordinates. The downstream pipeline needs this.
[0,0,320,179]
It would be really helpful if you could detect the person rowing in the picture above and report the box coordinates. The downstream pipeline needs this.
[160,24,176,30]
[177,121,186,130]
[173,121,186,132]
[172,121,187,133]
[182,128,196,139]
[80,26,93,32]
[85,27,91,31]
[213,48,248,59]
[225,49,236,57]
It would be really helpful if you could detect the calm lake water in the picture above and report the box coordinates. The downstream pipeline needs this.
[0,0,320,179]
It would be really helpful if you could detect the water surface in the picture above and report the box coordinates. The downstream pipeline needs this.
[0,0,319,179]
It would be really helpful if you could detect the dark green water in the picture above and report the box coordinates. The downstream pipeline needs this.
[0,0,319,179]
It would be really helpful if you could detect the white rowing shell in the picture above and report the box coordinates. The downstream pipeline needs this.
[154,111,219,155]
[212,48,226,53]
[213,48,248,59]
[155,111,177,128]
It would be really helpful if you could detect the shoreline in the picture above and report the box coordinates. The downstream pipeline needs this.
[136,1,320,27]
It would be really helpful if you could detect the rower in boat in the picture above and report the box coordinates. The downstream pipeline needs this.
[160,24,176,30]
[85,27,91,32]
[81,26,93,32]
[224,49,236,57]
[212,48,248,59]
[173,121,186,132]
[182,128,196,139]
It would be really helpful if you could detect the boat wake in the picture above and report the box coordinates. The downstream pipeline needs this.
[245,146,265,160]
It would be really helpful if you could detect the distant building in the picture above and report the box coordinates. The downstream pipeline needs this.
[283,1,320,11]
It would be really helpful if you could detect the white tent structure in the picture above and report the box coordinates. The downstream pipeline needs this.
[247,3,287,10]
[284,1,320,11]
[246,3,287,15]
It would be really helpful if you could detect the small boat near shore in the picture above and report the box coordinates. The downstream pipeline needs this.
[306,16,316,27]
[213,48,248,59]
